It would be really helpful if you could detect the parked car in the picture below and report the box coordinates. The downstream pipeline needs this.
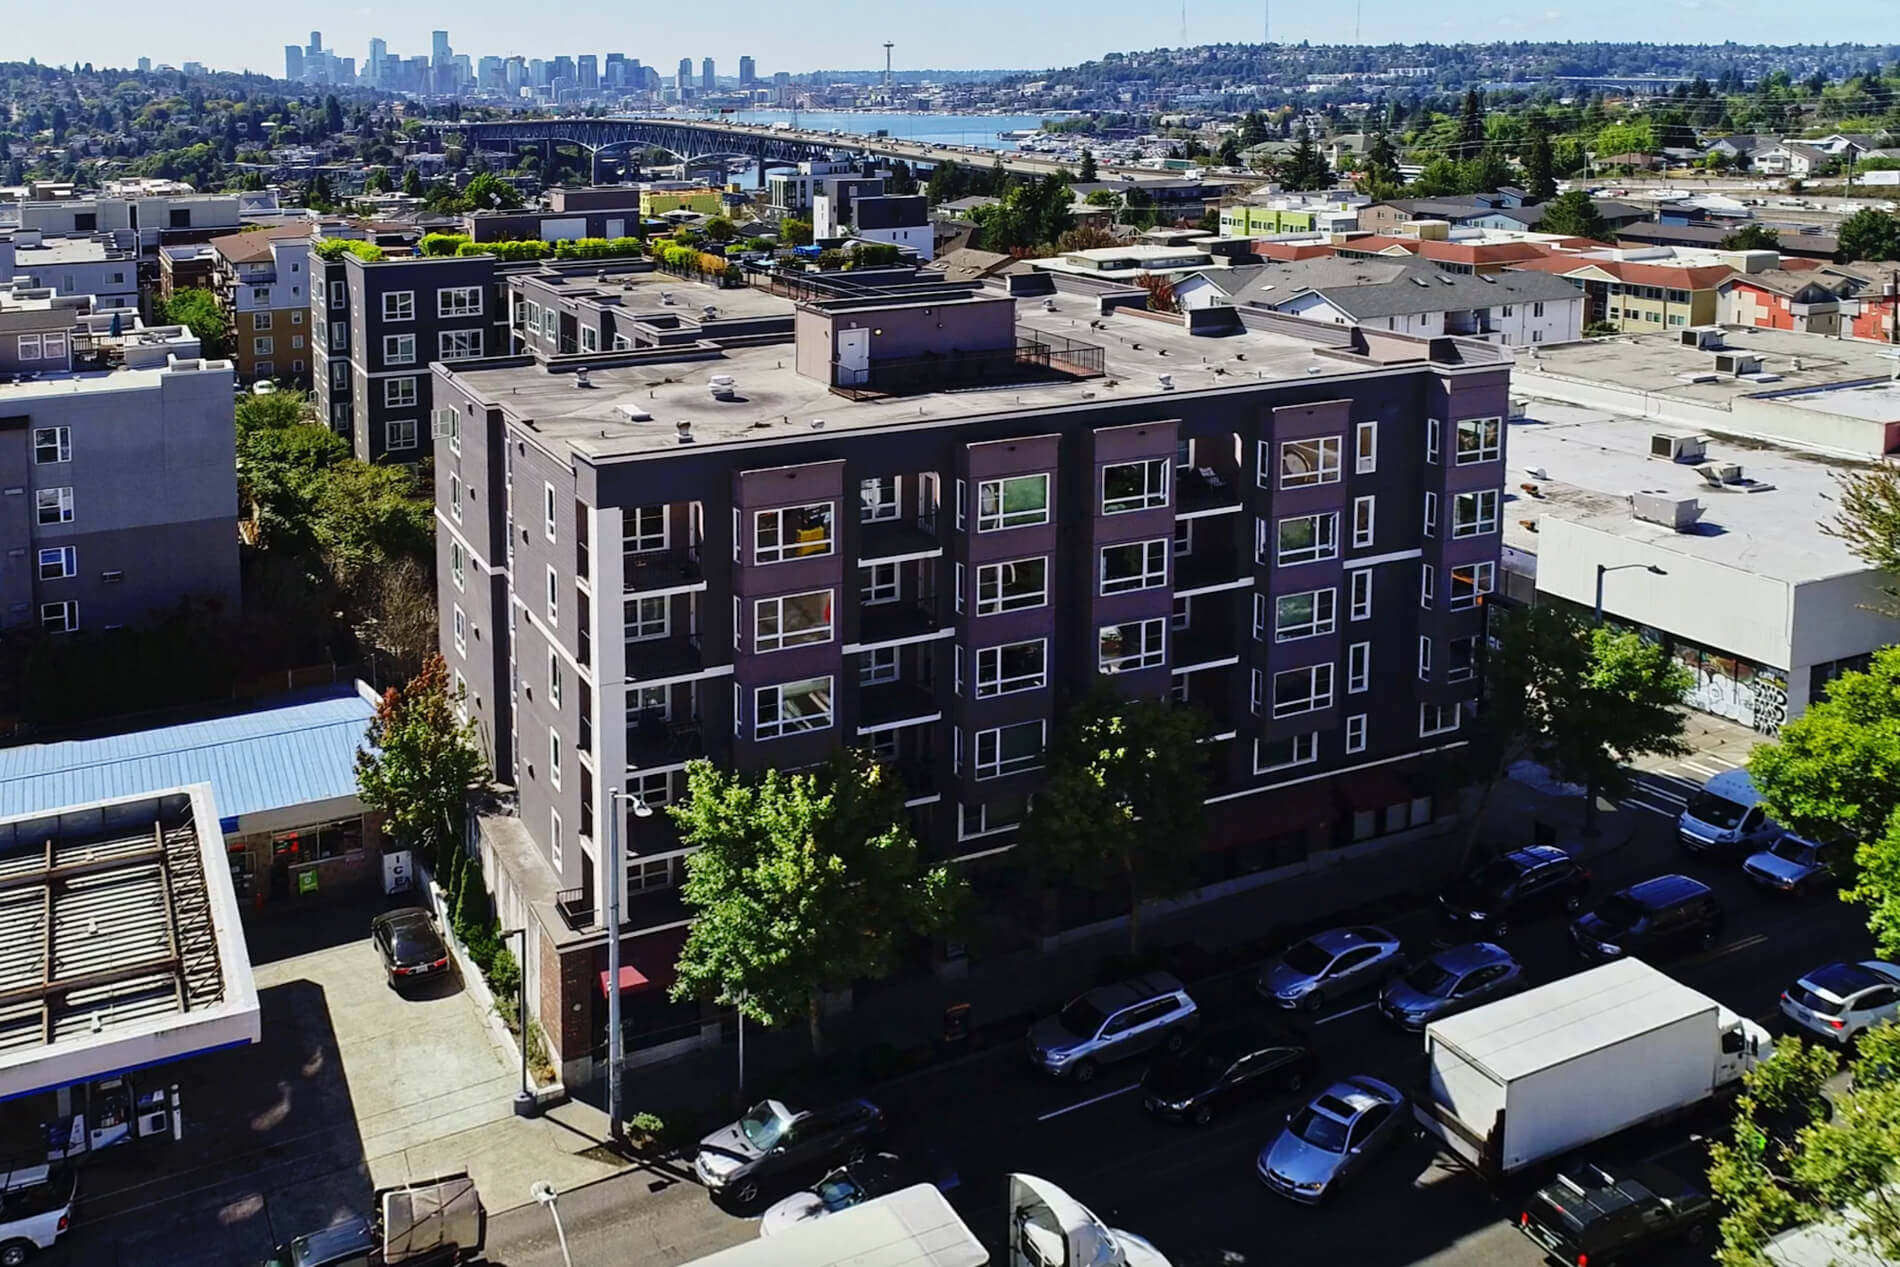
[370,908,451,987]
[1378,942,1523,1032]
[694,1099,885,1207]
[1569,874,1724,963]
[1518,1141,1713,1265]
[0,1167,74,1267]
[1780,961,1900,1045]
[1258,926,1405,1012]
[1437,845,1590,937]
[1744,834,1845,895]
[1257,1076,1407,1204]
[1026,973,1198,1083]
[758,1153,951,1236]
[1141,1022,1315,1126]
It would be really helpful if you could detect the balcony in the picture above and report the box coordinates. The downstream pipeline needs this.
[831,333,1105,402]
[860,597,943,648]
[860,512,940,563]
[890,754,940,806]
[1172,623,1240,674]
[627,709,706,769]
[552,883,690,936]
[625,633,711,686]
[1176,467,1243,518]
[1174,543,1248,596]
[555,887,595,931]
[858,680,941,734]
[625,546,705,595]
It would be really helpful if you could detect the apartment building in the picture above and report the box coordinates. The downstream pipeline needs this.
[505,260,791,360]
[463,186,650,245]
[765,160,886,216]
[1508,253,1735,334]
[0,230,139,308]
[434,271,1508,1086]
[18,193,244,253]
[0,318,239,634]
[211,226,316,386]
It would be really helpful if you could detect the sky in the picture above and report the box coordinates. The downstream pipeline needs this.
[6,0,1891,78]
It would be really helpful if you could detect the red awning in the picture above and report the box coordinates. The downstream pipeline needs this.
[597,964,653,996]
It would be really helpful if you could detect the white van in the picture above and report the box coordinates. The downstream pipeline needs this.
[1678,769,1779,857]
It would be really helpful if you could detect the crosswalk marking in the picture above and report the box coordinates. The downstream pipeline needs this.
[1680,758,1729,778]
[1621,797,1684,820]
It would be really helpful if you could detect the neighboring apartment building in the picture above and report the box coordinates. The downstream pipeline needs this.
[18,193,244,253]
[816,194,935,262]
[506,260,792,359]
[0,316,239,634]
[1252,265,1586,347]
[0,230,139,309]
[1359,191,1648,237]
[463,185,650,244]
[157,242,219,304]
[1719,264,1900,342]
[434,273,1508,1087]
[211,225,316,386]
[1507,254,1737,333]
[765,160,886,216]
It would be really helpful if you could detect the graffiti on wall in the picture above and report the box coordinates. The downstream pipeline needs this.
[1673,644,1788,735]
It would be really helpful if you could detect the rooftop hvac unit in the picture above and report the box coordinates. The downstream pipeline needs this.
[708,374,737,399]
[1650,433,1707,463]
[1632,492,1704,531]
[1679,327,1725,351]
[1714,352,1763,376]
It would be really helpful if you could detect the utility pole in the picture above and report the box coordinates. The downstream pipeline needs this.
[1181,0,1187,45]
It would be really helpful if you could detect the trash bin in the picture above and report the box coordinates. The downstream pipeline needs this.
[942,1002,971,1045]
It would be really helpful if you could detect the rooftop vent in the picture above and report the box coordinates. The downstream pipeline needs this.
[660,290,675,305]
[1680,327,1726,351]
[1714,352,1763,377]
[810,418,827,430]
[615,401,653,422]
[703,305,720,320]
[1650,433,1707,463]
[1157,373,1174,390]
[575,368,592,388]
[675,420,694,443]
[1043,298,1057,311]
[708,374,737,399]
[1632,491,1704,531]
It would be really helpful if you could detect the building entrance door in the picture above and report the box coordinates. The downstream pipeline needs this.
[837,328,870,386]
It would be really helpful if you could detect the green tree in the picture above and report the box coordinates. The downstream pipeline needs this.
[702,216,735,242]
[460,170,522,211]
[1281,125,1331,191]
[160,287,228,357]
[364,168,392,194]
[1020,684,1208,955]
[355,654,489,874]
[780,216,814,246]
[1078,148,1098,182]
[1538,190,1611,240]
[1594,118,1659,158]
[1458,87,1486,159]
[1546,622,1694,832]
[1216,136,1241,168]
[1238,110,1268,147]
[1711,1025,1900,1265]
[401,166,423,197]
[1719,223,1781,251]
[669,752,962,1055]
[305,461,433,590]
[323,94,343,137]
[1410,156,1467,197]
[1523,130,1558,201]
[1837,207,1900,263]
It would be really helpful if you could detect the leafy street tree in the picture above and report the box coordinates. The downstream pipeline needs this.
[669,752,962,1056]
[460,170,523,211]
[1719,223,1781,251]
[1538,189,1611,240]
[1078,148,1098,182]
[1544,622,1693,832]
[160,287,228,357]
[702,216,736,242]
[780,216,814,246]
[1710,1024,1900,1266]
[1836,207,1900,263]
[1749,648,1900,955]
[355,654,489,874]
[1827,462,1900,611]
[1216,136,1241,167]
[1020,683,1208,955]
[1134,271,1179,313]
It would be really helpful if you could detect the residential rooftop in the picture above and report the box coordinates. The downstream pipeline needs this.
[513,264,794,322]
[8,234,135,265]
[0,356,233,400]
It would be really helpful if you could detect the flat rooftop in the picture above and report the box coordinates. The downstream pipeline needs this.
[1525,327,1900,419]
[0,358,229,400]
[516,267,793,322]
[1505,400,1861,583]
[11,235,133,266]
[448,290,1365,462]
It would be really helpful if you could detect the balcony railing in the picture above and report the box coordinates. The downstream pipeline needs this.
[831,332,1105,401]
[555,887,595,931]
[627,711,705,768]
[1176,467,1242,516]
[860,596,940,647]
[859,680,939,731]
[860,512,940,562]
[625,545,703,593]
[1174,542,1245,593]
[625,632,708,684]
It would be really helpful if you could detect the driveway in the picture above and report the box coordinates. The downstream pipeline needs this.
[52,897,628,1267]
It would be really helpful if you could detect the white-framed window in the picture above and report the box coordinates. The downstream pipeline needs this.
[438,286,483,317]
[329,320,348,351]
[1452,490,1500,538]
[1172,518,1192,557]
[1348,641,1370,693]
[975,720,1045,780]
[386,376,418,408]
[1449,561,1495,611]
[1101,459,1168,514]
[958,797,1026,840]
[252,287,271,306]
[1354,421,1378,474]
[624,595,669,641]
[385,418,418,451]
[624,506,668,553]
[862,562,899,605]
[1426,418,1441,464]
[16,334,42,360]
[439,329,483,360]
[448,472,462,523]
[580,326,598,353]
[1418,635,1433,681]
[252,311,272,332]
[755,676,834,739]
[543,483,558,542]
[1346,713,1367,754]
[954,562,965,614]
[1099,619,1165,673]
[383,290,415,321]
[754,502,834,564]
[40,601,77,634]
[1455,417,1502,465]
[1171,595,1191,630]
[548,729,562,790]
[1423,491,1438,538]
[976,640,1047,697]
[1421,701,1461,737]
[452,604,467,654]
[253,336,274,356]
[1421,563,1436,608]
[545,566,559,627]
[977,473,1050,531]
[1252,592,1269,641]
[37,546,75,580]
[1257,732,1318,772]
[33,427,71,464]
[860,646,899,685]
[627,853,676,894]
[1449,635,1478,683]
[331,361,349,390]
[1273,663,1334,717]
[1349,569,1372,620]
[548,653,564,709]
[1250,668,1265,715]
[976,557,1048,615]
[40,331,66,362]
[1175,437,1196,470]
[1275,588,1337,641]
[383,333,416,365]
[451,541,465,590]
[1278,437,1342,489]
[255,360,275,379]
[1276,513,1339,566]
[859,476,899,522]
[1352,495,1375,549]
[549,809,563,873]
[1099,539,1168,595]
[755,589,834,652]
[521,300,538,331]
[954,478,966,531]
[35,487,73,525]
[330,279,347,308]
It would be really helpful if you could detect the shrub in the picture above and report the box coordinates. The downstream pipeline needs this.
[312,237,385,262]
[420,232,472,257]
[465,239,551,261]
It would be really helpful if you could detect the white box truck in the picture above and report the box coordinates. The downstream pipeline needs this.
[1413,959,1772,1179]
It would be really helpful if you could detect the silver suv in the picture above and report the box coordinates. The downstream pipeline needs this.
[1026,972,1197,1083]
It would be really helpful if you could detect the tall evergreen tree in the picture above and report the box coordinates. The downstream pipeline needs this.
[1458,87,1486,159]
[1523,131,1557,201]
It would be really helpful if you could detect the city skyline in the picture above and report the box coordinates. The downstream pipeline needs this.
[7,0,1895,81]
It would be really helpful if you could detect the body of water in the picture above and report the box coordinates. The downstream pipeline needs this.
[678,109,1062,152]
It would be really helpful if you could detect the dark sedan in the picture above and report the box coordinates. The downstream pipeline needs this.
[1142,1023,1314,1126]
[369,908,450,988]
[694,1098,885,1207]
[1438,846,1590,938]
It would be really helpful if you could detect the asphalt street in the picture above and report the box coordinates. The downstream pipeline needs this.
[479,739,1876,1267]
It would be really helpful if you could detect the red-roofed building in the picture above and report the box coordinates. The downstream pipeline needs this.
[1334,234,1598,275]
[1505,255,1735,332]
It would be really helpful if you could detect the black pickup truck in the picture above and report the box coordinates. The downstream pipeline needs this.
[1517,1141,1713,1266]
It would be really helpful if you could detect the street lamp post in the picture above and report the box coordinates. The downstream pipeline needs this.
[504,927,537,1118]
[1594,562,1667,624]
[603,788,653,1143]
[530,1182,573,1267]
